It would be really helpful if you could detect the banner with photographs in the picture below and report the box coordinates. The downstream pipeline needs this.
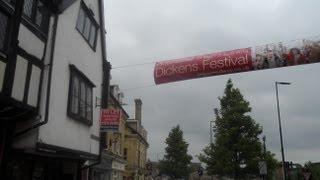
[154,37,320,84]
[253,38,320,70]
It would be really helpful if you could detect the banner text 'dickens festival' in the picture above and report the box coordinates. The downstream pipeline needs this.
[154,38,320,84]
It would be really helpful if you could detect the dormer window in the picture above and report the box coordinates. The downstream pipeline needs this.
[22,0,50,37]
[76,1,99,50]
[0,11,9,54]
[67,65,95,126]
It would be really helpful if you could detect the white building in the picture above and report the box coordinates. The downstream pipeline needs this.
[0,0,110,179]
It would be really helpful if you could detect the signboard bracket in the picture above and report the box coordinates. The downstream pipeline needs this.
[95,97,101,108]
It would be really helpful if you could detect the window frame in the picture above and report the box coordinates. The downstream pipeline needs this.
[17,0,51,41]
[124,148,128,160]
[0,7,10,55]
[67,64,95,126]
[75,1,99,51]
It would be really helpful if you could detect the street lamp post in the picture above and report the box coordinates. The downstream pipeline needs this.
[209,120,214,180]
[262,135,267,180]
[275,81,291,180]
[210,120,214,144]
[262,135,266,156]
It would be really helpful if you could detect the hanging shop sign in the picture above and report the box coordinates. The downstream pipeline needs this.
[154,38,320,84]
[100,109,121,132]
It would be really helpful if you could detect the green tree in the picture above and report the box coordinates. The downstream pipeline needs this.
[305,161,320,180]
[264,151,279,179]
[199,79,277,179]
[159,125,192,179]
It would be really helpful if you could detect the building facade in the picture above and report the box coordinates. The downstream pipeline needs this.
[0,0,110,179]
[93,85,129,180]
[124,99,149,180]
[93,85,149,180]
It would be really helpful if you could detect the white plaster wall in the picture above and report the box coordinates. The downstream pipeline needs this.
[18,24,45,60]
[27,65,41,107]
[0,60,6,92]
[13,16,56,149]
[11,55,28,101]
[38,0,103,155]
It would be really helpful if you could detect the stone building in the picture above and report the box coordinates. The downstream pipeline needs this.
[124,99,149,180]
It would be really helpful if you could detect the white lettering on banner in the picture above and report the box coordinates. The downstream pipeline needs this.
[154,37,320,84]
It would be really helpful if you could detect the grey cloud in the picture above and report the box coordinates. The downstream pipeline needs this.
[105,0,320,164]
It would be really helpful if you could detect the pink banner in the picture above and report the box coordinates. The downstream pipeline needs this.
[154,48,252,84]
[154,38,320,84]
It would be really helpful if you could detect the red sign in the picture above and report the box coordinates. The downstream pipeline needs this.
[100,109,121,132]
[154,48,252,84]
[154,37,320,84]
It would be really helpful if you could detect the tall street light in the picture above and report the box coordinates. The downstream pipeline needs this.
[210,120,215,144]
[275,81,291,180]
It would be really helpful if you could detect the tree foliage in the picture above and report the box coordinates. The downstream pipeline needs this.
[199,79,277,179]
[159,125,192,179]
[264,151,279,180]
[305,161,320,180]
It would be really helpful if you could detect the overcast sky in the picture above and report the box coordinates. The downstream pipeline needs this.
[104,0,320,164]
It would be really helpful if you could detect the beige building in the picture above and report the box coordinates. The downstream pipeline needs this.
[95,85,148,180]
[92,85,129,180]
[124,99,149,180]
[105,85,130,180]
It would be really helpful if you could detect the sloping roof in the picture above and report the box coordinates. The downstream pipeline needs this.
[126,124,149,147]
[109,92,130,118]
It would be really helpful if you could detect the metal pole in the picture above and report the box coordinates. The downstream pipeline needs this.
[210,121,213,144]
[209,121,214,180]
[275,82,286,180]
[262,135,266,180]
[263,135,266,156]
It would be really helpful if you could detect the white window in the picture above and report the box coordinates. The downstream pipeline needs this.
[76,2,99,50]
[68,65,95,125]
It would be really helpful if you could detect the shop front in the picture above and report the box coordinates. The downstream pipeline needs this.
[111,159,126,180]
[4,143,98,180]
[91,152,113,180]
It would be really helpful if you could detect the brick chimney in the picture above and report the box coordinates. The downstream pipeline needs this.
[135,99,142,124]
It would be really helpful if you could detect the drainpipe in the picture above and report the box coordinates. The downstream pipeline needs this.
[81,0,111,169]
[14,14,59,138]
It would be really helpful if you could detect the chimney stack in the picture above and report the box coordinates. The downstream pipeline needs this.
[135,99,142,124]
